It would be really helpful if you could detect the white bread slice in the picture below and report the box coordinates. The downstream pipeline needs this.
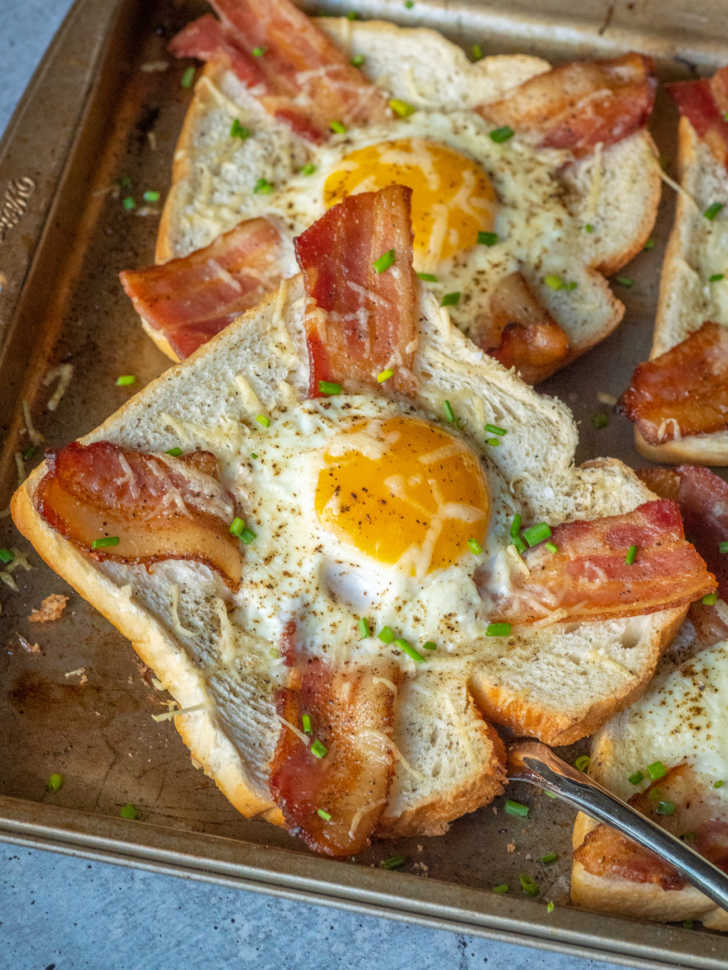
[13,274,685,840]
[637,115,728,464]
[571,633,728,930]
[152,18,659,371]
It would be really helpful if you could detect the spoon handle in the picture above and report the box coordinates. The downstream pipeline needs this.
[508,740,728,912]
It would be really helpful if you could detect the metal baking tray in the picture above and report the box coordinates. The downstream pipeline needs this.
[1,1,727,966]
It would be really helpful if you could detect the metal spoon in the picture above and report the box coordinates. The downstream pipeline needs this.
[508,740,728,912]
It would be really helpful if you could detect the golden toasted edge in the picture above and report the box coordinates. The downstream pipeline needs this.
[141,317,183,364]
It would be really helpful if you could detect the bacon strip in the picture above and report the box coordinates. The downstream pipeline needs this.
[478,53,656,156]
[667,66,728,168]
[270,652,398,856]
[34,442,241,588]
[169,0,390,144]
[575,764,728,889]
[477,271,570,383]
[619,322,728,444]
[120,218,286,360]
[294,185,418,397]
[490,500,715,626]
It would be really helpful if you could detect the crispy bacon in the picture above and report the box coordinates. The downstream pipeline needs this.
[270,653,398,856]
[169,0,390,144]
[639,465,728,644]
[120,218,286,360]
[34,441,241,588]
[489,500,715,626]
[575,764,728,889]
[620,322,728,445]
[294,185,418,397]
[476,271,570,383]
[478,53,656,156]
[667,67,728,168]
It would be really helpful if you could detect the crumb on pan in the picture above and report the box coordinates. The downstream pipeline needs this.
[29,593,69,623]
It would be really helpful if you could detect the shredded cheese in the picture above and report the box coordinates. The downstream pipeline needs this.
[152,703,206,723]
[277,713,311,746]
[22,400,44,446]
[348,798,387,841]
[43,363,74,412]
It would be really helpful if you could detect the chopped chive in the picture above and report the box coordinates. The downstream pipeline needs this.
[487,622,511,637]
[574,755,591,772]
[0,548,14,565]
[505,799,529,817]
[683,831,697,842]
[510,514,522,538]
[300,162,316,175]
[417,272,438,281]
[584,223,595,233]
[180,65,195,88]
[119,175,132,189]
[404,0,415,7]
[358,617,371,638]
[591,412,609,429]
[380,854,407,869]
[643,237,656,250]
[120,803,139,820]
[544,274,564,290]
[310,739,328,759]
[422,640,437,651]
[441,291,461,306]
[710,273,725,282]
[478,230,499,246]
[616,276,634,288]
[544,791,556,799]
[703,592,718,605]
[490,125,514,143]
[720,540,728,553]
[122,196,136,211]
[485,423,507,436]
[302,713,313,735]
[389,98,415,118]
[317,808,332,821]
[522,522,551,547]
[683,919,695,929]
[240,526,256,545]
[512,535,527,554]
[143,189,161,202]
[519,874,540,896]
[443,399,455,423]
[395,637,425,664]
[230,119,251,140]
[330,120,347,134]
[346,10,359,19]
[648,786,663,803]
[229,517,245,537]
[628,770,644,785]
[250,453,258,459]
[714,780,724,788]
[252,46,266,57]
[256,414,270,427]
[486,438,501,447]
[350,53,365,67]
[625,544,637,565]
[378,626,395,644]
[91,536,120,550]
[467,538,483,555]
[656,800,676,816]
[705,202,724,220]
[566,280,578,291]
[647,760,667,781]
[253,177,273,194]
[166,447,183,456]
[318,380,342,396]
[545,542,558,554]
[116,374,136,386]
[373,248,396,273]
[47,772,63,792]
[541,852,558,865]
[22,445,38,461]
[492,883,509,894]
[376,368,394,383]
[470,43,484,61]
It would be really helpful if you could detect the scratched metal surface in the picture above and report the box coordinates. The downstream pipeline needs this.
[0,2,727,967]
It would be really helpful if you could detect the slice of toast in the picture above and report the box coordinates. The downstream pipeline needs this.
[13,269,687,845]
[150,17,659,373]
[571,631,728,930]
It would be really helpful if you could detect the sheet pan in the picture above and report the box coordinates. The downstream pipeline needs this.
[1,1,727,966]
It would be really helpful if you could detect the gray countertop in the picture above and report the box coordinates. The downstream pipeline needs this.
[0,3,626,968]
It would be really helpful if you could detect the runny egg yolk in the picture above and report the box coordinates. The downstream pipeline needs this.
[322,138,498,269]
[315,415,490,577]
